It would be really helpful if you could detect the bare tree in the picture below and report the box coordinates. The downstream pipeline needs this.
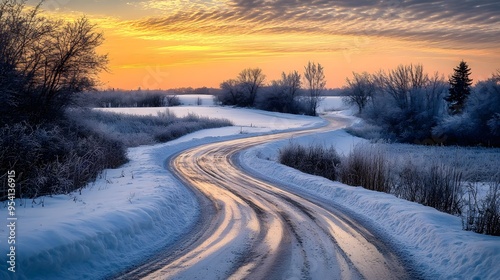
[0,0,108,124]
[237,68,266,107]
[362,64,447,142]
[424,72,447,117]
[272,71,302,105]
[303,61,326,116]
[375,64,447,114]
[343,72,375,114]
[260,70,302,113]
[219,79,241,105]
[280,70,302,103]
[376,64,427,110]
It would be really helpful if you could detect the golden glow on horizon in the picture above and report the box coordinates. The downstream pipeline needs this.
[35,1,500,90]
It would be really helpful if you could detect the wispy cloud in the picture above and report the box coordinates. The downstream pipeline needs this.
[32,0,499,88]
[128,0,499,50]
[33,0,500,51]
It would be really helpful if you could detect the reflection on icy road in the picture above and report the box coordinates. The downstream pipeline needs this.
[119,117,411,280]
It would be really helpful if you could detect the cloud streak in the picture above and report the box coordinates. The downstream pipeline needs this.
[128,0,499,50]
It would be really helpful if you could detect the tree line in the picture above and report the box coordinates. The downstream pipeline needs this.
[217,62,326,116]
[343,62,500,146]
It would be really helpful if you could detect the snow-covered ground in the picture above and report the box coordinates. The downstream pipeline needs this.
[99,96,350,119]
[0,107,325,280]
[175,94,215,106]
[98,106,324,132]
[240,130,500,280]
[2,100,499,279]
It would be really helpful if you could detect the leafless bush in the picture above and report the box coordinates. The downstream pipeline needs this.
[393,162,463,214]
[218,68,266,107]
[342,72,376,114]
[0,120,127,199]
[157,108,177,121]
[275,142,499,235]
[339,144,392,193]
[344,122,382,140]
[422,164,463,214]
[278,142,391,192]
[165,95,181,107]
[155,114,233,142]
[463,179,500,236]
[394,161,463,215]
[69,109,232,147]
[279,143,341,181]
[340,144,464,214]
[356,64,448,143]
[279,143,340,180]
[393,161,423,202]
[256,71,306,114]
[77,90,173,107]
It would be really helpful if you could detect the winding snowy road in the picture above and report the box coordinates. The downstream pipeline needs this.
[117,117,412,280]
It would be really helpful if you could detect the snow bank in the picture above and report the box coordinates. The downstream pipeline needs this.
[2,141,202,279]
[240,129,500,280]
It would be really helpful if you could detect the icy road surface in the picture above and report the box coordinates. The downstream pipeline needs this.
[117,116,412,280]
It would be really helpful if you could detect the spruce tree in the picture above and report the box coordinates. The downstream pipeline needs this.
[445,60,473,114]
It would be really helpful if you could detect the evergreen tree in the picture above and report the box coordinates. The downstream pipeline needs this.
[445,60,473,114]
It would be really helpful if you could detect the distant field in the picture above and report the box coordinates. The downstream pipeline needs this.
[177,94,216,106]
[318,96,347,112]
[97,106,325,131]
[174,95,346,112]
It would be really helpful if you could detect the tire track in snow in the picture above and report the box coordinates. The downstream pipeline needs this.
[116,116,412,279]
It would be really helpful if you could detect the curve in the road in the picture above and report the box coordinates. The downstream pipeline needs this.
[117,116,413,280]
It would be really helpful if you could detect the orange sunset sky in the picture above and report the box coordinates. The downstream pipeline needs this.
[28,0,500,90]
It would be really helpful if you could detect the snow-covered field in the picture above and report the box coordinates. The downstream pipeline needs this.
[1,100,499,279]
[175,94,215,106]
[98,96,350,119]
[172,94,348,112]
[99,106,323,132]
